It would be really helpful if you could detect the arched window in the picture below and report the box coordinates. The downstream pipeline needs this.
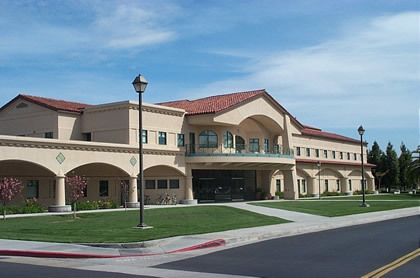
[199,130,218,148]
[223,131,233,148]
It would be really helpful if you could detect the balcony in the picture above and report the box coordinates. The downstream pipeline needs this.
[185,144,294,158]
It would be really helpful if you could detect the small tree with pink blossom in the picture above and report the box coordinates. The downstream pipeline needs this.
[0,177,24,220]
[66,174,88,218]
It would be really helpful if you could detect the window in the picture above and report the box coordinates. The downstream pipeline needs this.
[157,179,168,189]
[354,153,357,160]
[306,148,310,157]
[145,180,155,189]
[332,151,336,159]
[83,132,91,141]
[340,152,343,160]
[158,131,167,145]
[336,180,340,191]
[223,131,233,148]
[297,179,301,193]
[347,152,351,160]
[99,180,109,197]
[349,180,352,191]
[83,184,88,197]
[276,179,281,192]
[264,139,269,153]
[302,179,306,192]
[177,134,185,147]
[274,144,280,154]
[27,180,39,199]
[296,147,301,156]
[324,150,328,158]
[249,138,260,152]
[169,179,180,189]
[142,130,148,144]
[199,130,218,148]
[45,132,53,139]
[315,149,320,158]
[325,180,329,192]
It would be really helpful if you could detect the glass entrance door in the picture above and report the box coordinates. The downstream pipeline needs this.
[231,177,244,200]
[198,178,216,201]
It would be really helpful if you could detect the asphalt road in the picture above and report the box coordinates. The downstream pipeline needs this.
[0,261,156,278]
[157,216,420,278]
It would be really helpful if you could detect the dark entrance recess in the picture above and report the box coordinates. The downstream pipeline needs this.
[193,170,257,202]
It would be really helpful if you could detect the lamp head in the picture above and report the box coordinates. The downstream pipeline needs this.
[132,74,148,93]
[358,125,365,136]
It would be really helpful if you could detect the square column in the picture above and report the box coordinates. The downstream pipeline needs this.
[284,167,298,200]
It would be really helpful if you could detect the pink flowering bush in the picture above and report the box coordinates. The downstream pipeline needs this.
[0,177,23,220]
[66,174,88,218]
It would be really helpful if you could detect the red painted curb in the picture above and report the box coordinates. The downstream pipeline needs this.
[0,239,226,259]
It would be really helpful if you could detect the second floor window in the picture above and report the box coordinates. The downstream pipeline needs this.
[177,134,185,147]
[199,130,218,148]
[223,131,233,148]
[249,138,259,152]
[142,130,148,144]
[315,149,320,157]
[347,152,351,160]
[324,150,328,158]
[340,152,343,159]
[354,153,357,160]
[264,139,269,153]
[306,148,310,157]
[332,151,336,159]
[45,132,53,139]
[296,147,301,156]
[158,131,167,145]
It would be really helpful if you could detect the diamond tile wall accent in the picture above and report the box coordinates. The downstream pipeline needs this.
[130,156,137,166]
[56,152,65,164]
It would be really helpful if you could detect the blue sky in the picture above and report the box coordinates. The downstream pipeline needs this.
[0,0,419,153]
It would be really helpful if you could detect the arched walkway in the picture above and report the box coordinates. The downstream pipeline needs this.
[144,165,186,203]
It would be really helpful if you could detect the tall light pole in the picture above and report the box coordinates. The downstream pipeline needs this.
[358,125,369,207]
[132,74,149,228]
[317,161,321,199]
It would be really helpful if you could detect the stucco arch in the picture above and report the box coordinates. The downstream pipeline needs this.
[67,162,130,177]
[348,169,374,179]
[0,159,55,177]
[318,167,344,178]
[144,165,185,177]
[238,114,283,134]
[296,168,311,178]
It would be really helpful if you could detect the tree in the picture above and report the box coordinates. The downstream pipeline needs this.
[66,174,88,218]
[408,146,420,188]
[398,143,412,190]
[368,141,385,189]
[120,180,129,211]
[382,142,400,191]
[0,177,23,220]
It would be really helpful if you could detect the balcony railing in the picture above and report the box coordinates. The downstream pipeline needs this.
[185,144,294,157]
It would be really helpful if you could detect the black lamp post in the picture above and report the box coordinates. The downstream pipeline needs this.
[317,161,321,199]
[358,125,369,207]
[132,74,149,228]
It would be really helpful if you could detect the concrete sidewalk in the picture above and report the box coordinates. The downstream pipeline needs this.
[0,203,418,259]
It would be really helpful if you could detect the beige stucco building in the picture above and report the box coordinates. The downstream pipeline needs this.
[0,90,375,211]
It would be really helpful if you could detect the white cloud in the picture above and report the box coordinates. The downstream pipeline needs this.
[187,11,420,129]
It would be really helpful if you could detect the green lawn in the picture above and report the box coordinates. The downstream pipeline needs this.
[0,206,289,243]
[251,196,419,217]
[327,194,420,201]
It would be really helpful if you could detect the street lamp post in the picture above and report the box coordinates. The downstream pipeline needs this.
[358,125,369,208]
[317,161,321,199]
[132,74,149,228]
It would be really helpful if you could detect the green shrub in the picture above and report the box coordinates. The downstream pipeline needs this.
[275,191,284,198]
[299,193,313,198]
[73,199,118,211]
[0,198,45,215]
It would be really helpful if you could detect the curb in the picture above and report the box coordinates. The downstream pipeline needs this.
[0,239,225,259]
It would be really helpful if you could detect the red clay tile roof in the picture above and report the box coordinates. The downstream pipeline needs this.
[0,94,88,114]
[158,89,267,115]
[301,125,363,145]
